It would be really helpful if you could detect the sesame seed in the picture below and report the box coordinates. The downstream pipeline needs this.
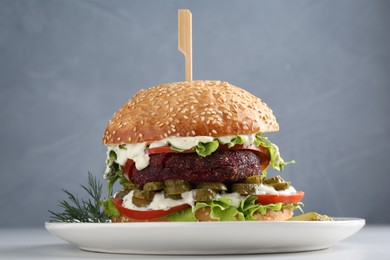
[211,130,217,134]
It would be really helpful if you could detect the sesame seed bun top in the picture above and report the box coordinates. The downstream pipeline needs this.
[103,80,279,144]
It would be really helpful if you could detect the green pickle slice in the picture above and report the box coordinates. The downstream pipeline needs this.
[195,182,227,191]
[143,182,165,191]
[164,193,182,200]
[122,183,142,191]
[289,212,333,221]
[164,179,190,195]
[114,190,128,199]
[192,189,216,201]
[231,183,261,194]
[244,175,264,184]
[264,175,290,190]
[270,182,291,191]
[264,175,285,184]
[132,190,155,207]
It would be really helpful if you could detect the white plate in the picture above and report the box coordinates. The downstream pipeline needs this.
[45,218,365,255]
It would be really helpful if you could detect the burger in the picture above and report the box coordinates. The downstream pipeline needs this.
[101,80,303,222]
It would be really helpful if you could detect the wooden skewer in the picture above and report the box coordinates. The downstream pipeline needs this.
[178,9,193,82]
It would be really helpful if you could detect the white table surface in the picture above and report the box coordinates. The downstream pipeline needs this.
[0,225,389,259]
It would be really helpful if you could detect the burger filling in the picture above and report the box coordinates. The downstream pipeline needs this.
[102,133,303,221]
[131,150,262,185]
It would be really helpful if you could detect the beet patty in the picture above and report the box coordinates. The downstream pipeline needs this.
[130,150,262,185]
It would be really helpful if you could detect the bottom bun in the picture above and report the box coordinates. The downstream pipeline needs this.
[111,208,294,222]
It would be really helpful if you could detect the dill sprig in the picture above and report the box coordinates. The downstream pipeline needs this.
[49,172,109,223]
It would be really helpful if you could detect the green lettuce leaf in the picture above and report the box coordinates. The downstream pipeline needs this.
[237,195,284,220]
[195,140,219,157]
[254,134,295,172]
[226,135,246,148]
[104,150,123,194]
[195,197,240,221]
[192,196,302,221]
[101,197,120,218]
[163,208,197,222]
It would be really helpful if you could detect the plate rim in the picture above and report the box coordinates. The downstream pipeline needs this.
[45,217,365,227]
[45,217,365,255]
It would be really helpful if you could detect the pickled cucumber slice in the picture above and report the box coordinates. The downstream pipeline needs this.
[132,190,155,207]
[231,183,261,194]
[264,175,285,184]
[114,190,128,199]
[164,179,190,195]
[132,196,152,207]
[288,212,333,221]
[164,193,182,200]
[195,182,227,191]
[143,182,165,191]
[192,189,216,201]
[133,190,155,200]
[122,183,142,191]
[244,175,264,184]
[270,182,291,191]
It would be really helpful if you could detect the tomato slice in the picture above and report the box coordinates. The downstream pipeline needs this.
[111,198,190,220]
[147,146,177,154]
[255,191,304,205]
[122,159,135,181]
[147,146,196,154]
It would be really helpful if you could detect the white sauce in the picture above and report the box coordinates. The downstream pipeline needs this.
[219,192,243,208]
[106,134,258,171]
[216,135,236,144]
[122,190,195,211]
[121,184,297,211]
[149,136,214,150]
[253,184,297,195]
[107,142,149,170]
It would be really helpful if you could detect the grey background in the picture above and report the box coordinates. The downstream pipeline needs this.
[0,0,389,227]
